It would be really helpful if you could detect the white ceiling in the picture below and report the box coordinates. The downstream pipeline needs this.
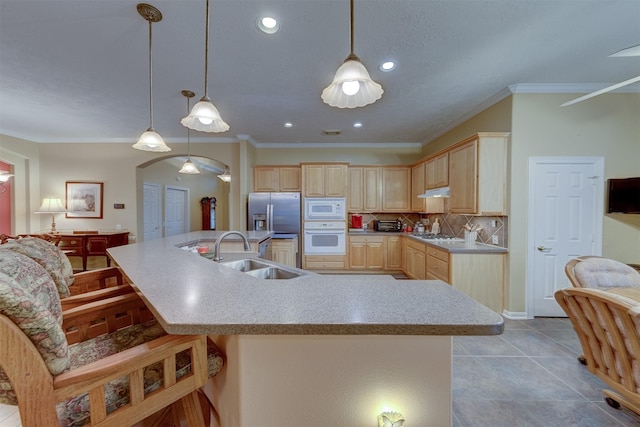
[1,0,639,147]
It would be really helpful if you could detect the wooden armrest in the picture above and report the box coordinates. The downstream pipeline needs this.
[62,293,154,344]
[61,285,135,310]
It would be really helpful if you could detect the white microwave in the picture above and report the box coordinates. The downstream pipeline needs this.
[304,198,346,221]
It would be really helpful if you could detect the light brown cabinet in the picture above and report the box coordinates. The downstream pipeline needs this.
[253,166,301,192]
[303,255,346,270]
[385,235,402,270]
[448,252,505,313]
[271,237,298,268]
[425,153,449,189]
[411,162,426,212]
[381,167,411,212]
[426,245,449,282]
[348,167,381,212]
[448,133,509,215]
[404,238,426,279]
[302,163,348,197]
[348,235,385,270]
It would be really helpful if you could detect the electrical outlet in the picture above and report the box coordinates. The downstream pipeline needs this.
[491,235,499,245]
[491,220,497,227]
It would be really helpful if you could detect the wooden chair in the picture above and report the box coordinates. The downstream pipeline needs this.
[0,248,223,426]
[555,287,640,414]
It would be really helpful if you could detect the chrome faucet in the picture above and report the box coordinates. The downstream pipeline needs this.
[214,231,252,262]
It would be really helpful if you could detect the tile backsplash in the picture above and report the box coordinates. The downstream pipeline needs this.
[349,212,508,248]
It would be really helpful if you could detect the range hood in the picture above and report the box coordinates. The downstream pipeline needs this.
[418,187,451,198]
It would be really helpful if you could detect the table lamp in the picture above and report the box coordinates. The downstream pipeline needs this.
[35,197,68,233]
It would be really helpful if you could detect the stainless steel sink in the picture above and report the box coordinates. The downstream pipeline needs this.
[245,267,302,280]
[221,259,271,272]
[220,258,306,279]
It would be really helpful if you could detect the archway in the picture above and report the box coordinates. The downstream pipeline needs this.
[135,155,230,241]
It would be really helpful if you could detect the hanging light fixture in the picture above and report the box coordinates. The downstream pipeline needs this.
[321,0,383,108]
[178,90,201,174]
[181,0,229,132]
[132,3,171,152]
[217,167,231,182]
[0,171,13,194]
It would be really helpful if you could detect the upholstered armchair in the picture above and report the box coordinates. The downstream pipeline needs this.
[555,287,640,415]
[0,241,224,426]
[565,256,640,289]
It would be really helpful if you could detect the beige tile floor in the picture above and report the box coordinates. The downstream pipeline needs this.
[3,317,640,426]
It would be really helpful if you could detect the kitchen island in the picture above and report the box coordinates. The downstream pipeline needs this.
[108,231,503,427]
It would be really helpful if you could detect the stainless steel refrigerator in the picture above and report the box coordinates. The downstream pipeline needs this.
[248,192,301,267]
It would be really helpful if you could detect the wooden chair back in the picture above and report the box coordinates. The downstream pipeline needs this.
[566,256,640,289]
[555,287,640,414]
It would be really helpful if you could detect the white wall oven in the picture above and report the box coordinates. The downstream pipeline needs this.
[303,221,346,255]
[304,198,346,221]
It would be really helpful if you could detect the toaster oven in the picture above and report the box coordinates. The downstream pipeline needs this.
[375,220,402,232]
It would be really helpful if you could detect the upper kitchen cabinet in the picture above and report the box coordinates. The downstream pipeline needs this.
[302,163,348,197]
[382,167,411,212]
[348,167,381,212]
[448,132,509,215]
[425,153,449,189]
[253,166,301,192]
[411,162,426,212]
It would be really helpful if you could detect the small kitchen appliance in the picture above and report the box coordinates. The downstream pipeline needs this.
[375,220,402,232]
[351,214,362,229]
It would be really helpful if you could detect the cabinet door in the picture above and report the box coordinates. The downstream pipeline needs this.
[254,167,279,192]
[382,167,411,211]
[348,168,364,211]
[271,239,296,267]
[363,167,381,211]
[411,162,426,212]
[324,164,347,197]
[366,241,385,269]
[385,236,401,269]
[303,165,325,197]
[414,250,426,280]
[449,140,478,213]
[348,240,367,269]
[279,167,301,192]
[426,153,449,189]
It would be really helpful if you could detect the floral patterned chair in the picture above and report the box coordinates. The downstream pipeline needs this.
[0,247,224,426]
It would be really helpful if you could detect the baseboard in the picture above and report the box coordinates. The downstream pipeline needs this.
[502,310,528,320]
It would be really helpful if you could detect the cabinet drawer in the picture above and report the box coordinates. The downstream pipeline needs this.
[427,255,449,282]
[405,239,426,253]
[349,236,384,243]
[426,245,448,262]
[305,261,345,269]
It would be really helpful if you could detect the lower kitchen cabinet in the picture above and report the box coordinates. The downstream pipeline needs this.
[385,236,402,270]
[448,253,504,313]
[405,239,426,279]
[349,236,385,270]
[271,237,298,268]
[426,245,449,282]
[303,255,345,270]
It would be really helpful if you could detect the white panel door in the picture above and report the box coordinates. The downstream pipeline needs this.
[528,158,603,317]
[165,186,188,237]
[143,183,161,241]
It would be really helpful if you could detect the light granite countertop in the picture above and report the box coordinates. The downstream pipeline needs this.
[108,231,504,336]
[348,230,508,253]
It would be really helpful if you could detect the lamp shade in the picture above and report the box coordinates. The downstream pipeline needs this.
[217,169,231,182]
[132,129,171,152]
[181,97,230,133]
[179,159,200,174]
[36,197,67,213]
[0,172,13,182]
[321,56,383,108]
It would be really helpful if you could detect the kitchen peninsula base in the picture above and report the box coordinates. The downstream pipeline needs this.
[211,334,451,427]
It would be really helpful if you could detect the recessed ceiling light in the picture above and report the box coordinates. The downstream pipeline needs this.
[380,61,396,72]
[257,16,279,34]
[284,122,293,128]
[353,122,363,128]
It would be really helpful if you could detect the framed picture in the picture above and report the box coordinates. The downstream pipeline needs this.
[65,181,103,218]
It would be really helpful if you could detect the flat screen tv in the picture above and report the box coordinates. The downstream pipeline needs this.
[607,177,640,214]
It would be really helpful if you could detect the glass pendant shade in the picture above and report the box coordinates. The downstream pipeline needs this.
[217,169,231,182]
[132,128,171,152]
[0,172,13,182]
[321,55,383,108]
[179,158,200,174]
[181,97,229,132]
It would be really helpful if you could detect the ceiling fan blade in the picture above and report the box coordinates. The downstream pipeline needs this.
[609,44,640,57]
[560,75,640,107]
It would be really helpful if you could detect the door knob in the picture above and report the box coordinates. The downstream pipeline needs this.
[537,245,551,252]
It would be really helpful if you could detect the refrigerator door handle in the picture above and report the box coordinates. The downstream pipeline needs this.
[268,204,274,231]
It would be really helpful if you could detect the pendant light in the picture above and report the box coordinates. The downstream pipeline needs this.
[181,0,229,132]
[217,167,231,182]
[178,90,200,174]
[321,0,383,108]
[132,3,171,152]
